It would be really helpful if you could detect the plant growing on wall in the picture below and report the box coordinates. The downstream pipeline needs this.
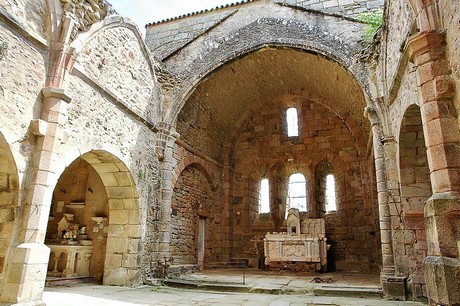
[358,10,383,43]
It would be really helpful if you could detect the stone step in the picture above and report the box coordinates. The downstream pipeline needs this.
[45,276,95,287]
[313,285,382,299]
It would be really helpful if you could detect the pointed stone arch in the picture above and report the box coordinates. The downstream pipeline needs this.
[46,150,141,286]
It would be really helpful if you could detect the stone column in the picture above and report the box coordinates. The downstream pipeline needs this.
[0,88,71,305]
[365,107,406,299]
[155,126,179,264]
[222,164,234,262]
[406,31,460,305]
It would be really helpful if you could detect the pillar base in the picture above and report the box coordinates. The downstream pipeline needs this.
[381,275,407,301]
[0,243,50,305]
[424,255,460,306]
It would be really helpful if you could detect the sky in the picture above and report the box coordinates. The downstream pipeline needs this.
[109,0,237,37]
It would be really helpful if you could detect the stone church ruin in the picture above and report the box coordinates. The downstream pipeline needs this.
[0,0,459,305]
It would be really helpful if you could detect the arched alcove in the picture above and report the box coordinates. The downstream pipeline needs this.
[45,150,140,286]
[398,104,431,300]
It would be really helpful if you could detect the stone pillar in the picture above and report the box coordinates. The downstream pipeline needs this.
[222,164,234,262]
[365,107,406,299]
[155,126,179,263]
[406,31,460,305]
[0,87,71,305]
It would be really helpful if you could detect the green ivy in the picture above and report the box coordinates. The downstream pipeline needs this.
[358,10,383,43]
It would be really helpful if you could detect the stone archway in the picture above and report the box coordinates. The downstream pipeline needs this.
[0,131,19,284]
[398,104,431,300]
[45,150,140,286]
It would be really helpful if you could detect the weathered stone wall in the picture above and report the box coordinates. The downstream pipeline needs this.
[0,0,47,40]
[146,0,371,120]
[229,99,379,271]
[282,0,383,17]
[383,0,414,97]
[171,165,223,264]
[0,18,46,171]
[145,9,236,61]
[63,21,161,281]
[439,0,460,127]
[75,26,159,125]
[0,8,47,291]
[145,0,384,62]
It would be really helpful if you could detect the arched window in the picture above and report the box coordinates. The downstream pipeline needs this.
[287,173,307,213]
[286,107,299,137]
[259,179,270,213]
[325,174,337,212]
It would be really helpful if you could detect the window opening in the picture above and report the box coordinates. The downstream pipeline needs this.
[286,107,299,137]
[287,173,307,214]
[259,179,270,213]
[326,174,337,212]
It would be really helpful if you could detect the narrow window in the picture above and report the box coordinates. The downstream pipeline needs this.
[287,173,307,213]
[286,107,299,137]
[326,174,337,212]
[259,179,270,213]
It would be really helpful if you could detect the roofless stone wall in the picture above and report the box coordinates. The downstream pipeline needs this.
[145,0,384,61]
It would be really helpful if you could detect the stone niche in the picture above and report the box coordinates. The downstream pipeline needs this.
[264,208,328,272]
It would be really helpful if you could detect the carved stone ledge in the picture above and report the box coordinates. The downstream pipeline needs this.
[405,31,445,64]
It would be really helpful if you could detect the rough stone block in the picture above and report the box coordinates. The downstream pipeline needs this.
[381,276,407,301]
[109,210,130,225]
[103,267,128,286]
[424,256,460,305]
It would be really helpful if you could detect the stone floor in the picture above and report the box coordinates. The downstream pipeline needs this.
[43,269,425,305]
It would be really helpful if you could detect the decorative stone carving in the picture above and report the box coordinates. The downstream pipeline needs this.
[264,209,328,272]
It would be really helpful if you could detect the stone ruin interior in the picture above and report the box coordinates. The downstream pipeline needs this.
[0,0,460,305]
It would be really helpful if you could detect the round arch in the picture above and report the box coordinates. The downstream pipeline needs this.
[167,43,373,126]
[162,4,375,126]
[45,150,141,286]
[0,131,19,283]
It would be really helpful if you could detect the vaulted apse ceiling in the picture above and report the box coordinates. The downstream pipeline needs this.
[177,47,370,162]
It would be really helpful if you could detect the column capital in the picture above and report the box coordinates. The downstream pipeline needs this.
[41,87,72,103]
[406,31,445,64]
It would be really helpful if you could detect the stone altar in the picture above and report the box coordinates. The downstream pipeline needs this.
[47,214,93,277]
[264,209,328,271]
